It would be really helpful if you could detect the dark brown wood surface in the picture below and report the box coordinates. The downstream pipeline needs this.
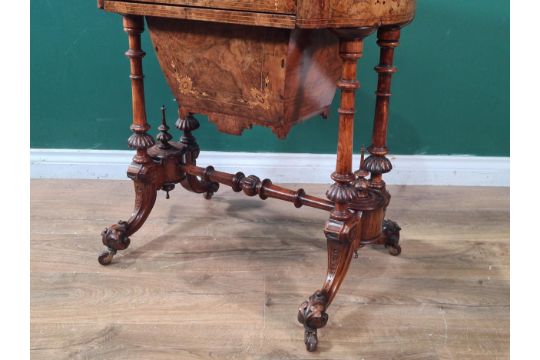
[31,180,509,359]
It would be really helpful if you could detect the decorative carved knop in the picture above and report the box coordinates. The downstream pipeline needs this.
[364,155,393,175]
[298,290,329,352]
[231,172,246,192]
[127,132,155,150]
[156,105,173,149]
[354,145,370,193]
[326,183,357,204]
[202,166,220,199]
[176,112,200,133]
[240,175,262,197]
[176,111,200,160]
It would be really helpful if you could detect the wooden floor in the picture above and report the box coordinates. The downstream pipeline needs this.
[31,180,509,359]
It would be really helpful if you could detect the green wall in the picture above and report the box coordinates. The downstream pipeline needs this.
[30,1,509,156]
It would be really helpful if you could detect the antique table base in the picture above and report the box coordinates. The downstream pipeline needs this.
[97,2,413,351]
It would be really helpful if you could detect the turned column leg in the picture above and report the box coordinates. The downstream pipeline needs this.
[99,16,159,265]
[297,28,372,352]
[362,26,402,256]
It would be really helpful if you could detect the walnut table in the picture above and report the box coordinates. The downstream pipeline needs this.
[96,0,416,352]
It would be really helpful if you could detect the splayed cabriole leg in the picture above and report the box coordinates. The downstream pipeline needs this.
[298,215,362,351]
[361,26,403,256]
[297,28,372,352]
[99,165,159,265]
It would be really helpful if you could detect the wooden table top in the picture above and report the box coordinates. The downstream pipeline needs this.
[99,0,416,29]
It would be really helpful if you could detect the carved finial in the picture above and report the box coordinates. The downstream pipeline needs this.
[160,105,166,125]
[175,109,201,161]
[156,105,172,149]
[175,111,200,134]
[360,145,365,170]
[161,183,175,199]
[354,145,370,195]
[354,146,369,178]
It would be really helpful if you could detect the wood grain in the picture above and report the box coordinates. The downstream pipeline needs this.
[104,1,296,29]
[31,180,509,359]
[103,0,416,29]
[297,0,416,28]
[128,0,296,15]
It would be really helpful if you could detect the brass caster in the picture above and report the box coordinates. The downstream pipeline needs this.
[203,191,214,200]
[383,219,402,257]
[304,327,318,352]
[98,248,116,265]
[387,243,401,256]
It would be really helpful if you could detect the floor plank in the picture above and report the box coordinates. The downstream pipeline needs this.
[30,180,509,359]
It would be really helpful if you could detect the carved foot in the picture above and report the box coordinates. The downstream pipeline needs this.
[99,221,131,266]
[382,219,401,256]
[298,290,329,352]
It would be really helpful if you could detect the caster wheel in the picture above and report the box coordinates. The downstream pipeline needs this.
[383,219,402,256]
[203,191,214,200]
[304,329,318,352]
[387,244,401,256]
[98,249,116,265]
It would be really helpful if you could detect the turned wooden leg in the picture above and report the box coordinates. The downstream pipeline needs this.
[99,15,158,265]
[297,28,372,352]
[363,26,402,256]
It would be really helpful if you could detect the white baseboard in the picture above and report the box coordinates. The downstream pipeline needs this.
[30,149,509,187]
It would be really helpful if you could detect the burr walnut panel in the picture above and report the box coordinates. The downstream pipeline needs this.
[147,17,342,137]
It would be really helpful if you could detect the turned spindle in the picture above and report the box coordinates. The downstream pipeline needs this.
[124,15,155,164]
[364,27,401,191]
